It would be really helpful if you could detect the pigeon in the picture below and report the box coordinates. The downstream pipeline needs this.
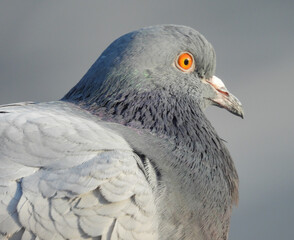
[0,25,243,240]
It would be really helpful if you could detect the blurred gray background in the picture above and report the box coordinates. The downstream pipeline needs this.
[0,1,293,239]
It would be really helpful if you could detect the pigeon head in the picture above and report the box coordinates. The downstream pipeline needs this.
[63,25,243,121]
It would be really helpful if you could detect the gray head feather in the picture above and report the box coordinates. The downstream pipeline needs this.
[63,25,216,109]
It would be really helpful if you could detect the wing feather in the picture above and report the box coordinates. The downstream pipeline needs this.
[0,102,158,239]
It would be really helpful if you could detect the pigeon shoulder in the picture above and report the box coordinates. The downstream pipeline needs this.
[0,101,158,239]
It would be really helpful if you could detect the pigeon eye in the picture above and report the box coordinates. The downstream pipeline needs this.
[176,52,195,72]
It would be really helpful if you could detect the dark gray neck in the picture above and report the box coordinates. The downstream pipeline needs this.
[64,88,238,197]
[63,89,238,239]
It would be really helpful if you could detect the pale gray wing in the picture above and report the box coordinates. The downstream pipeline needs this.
[0,102,158,240]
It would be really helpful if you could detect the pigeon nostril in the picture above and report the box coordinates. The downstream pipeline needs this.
[217,89,229,96]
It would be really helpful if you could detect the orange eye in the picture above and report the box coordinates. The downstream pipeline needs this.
[176,52,194,72]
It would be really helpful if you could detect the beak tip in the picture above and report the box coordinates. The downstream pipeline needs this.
[236,108,244,119]
[207,76,244,119]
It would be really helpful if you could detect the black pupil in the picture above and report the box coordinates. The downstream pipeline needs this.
[184,59,189,65]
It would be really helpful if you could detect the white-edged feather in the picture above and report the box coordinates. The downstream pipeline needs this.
[0,102,158,239]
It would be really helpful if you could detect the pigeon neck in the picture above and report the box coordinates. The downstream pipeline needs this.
[88,89,204,137]
[83,90,239,239]
[63,90,239,239]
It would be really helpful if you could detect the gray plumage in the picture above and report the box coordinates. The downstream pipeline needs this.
[0,25,243,240]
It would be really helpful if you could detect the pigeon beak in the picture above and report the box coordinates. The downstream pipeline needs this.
[206,76,244,118]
